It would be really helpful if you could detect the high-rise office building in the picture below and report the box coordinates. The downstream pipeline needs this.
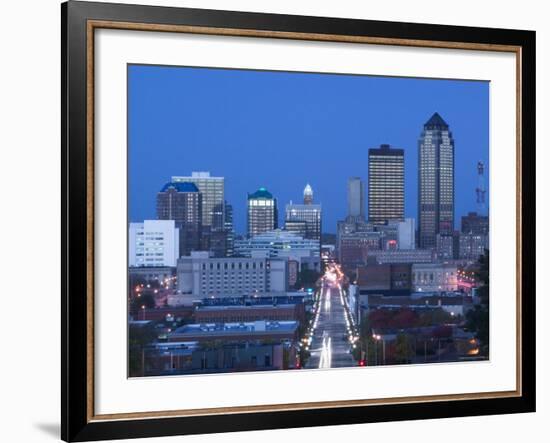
[171,172,224,231]
[224,201,234,257]
[347,177,365,220]
[129,220,179,267]
[157,182,202,255]
[284,220,308,238]
[368,144,405,224]
[458,233,489,260]
[418,112,455,249]
[247,187,278,238]
[461,211,489,235]
[284,184,322,241]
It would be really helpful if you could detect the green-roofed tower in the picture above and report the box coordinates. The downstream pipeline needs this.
[247,187,278,238]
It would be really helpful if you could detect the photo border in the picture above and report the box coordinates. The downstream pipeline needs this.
[62,1,535,441]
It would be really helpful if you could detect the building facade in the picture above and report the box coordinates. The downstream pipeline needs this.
[357,263,412,293]
[458,233,489,260]
[156,182,202,255]
[284,204,321,240]
[234,229,320,259]
[177,252,288,296]
[129,220,180,267]
[366,248,434,264]
[284,185,322,241]
[397,218,416,250]
[194,303,305,324]
[418,113,455,249]
[168,321,299,345]
[338,232,382,269]
[436,232,460,260]
[284,220,308,237]
[172,172,225,231]
[347,177,366,220]
[368,144,405,224]
[224,201,234,257]
[461,211,489,235]
[247,187,278,238]
[412,263,458,292]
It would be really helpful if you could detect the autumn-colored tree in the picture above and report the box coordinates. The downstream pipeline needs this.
[394,334,415,364]
[389,308,418,329]
[432,325,453,338]
[368,309,392,328]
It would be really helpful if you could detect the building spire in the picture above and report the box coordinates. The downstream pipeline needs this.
[303,183,313,204]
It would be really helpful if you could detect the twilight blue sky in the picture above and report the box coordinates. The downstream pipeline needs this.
[128,64,489,235]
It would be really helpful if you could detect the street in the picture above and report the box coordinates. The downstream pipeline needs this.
[305,282,357,369]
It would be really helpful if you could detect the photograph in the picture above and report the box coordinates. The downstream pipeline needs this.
[55,1,536,440]
[127,64,490,377]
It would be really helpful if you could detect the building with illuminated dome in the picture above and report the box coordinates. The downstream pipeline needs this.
[247,187,278,238]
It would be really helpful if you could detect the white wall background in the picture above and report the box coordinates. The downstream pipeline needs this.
[0,0,546,442]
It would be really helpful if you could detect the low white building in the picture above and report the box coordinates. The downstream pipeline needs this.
[397,218,415,250]
[234,229,321,272]
[129,220,179,267]
[234,229,320,258]
[412,263,458,292]
[177,251,288,297]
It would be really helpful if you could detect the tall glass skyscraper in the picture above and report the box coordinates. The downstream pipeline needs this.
[156,182,202,256]
[284,184,322,241]
[368,144,404,224]
[172,172,224,231]
[418,113,455,249]
[224,201,234,257]
[247,187,278,238]
[347,177,365,221]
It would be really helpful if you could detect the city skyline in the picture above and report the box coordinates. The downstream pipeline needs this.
[128,64,490,377]
[128,65,489,234]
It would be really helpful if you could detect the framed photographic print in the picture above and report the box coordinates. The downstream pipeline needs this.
[61,1,536,441]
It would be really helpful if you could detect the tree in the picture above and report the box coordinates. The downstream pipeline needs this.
[128,323,157,376]
[394,334,415,364]
[389,308,418,329]
[475,249,490,306]
[416,308,453,327]
[295,268,321,290]
[465,250,489,356]
[130,293,155,316]
[298,347,310,368]
[368,309,392,328]
[358,314,378,365]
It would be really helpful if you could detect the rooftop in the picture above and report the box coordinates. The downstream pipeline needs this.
[196,304,298,312]
[160,182,199,193]
[200,293,307,306]
[248,187,274,199]
[172,172,224,180]
[368,144,404,156]
[172,320,299,336]
[424,112,449,129]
